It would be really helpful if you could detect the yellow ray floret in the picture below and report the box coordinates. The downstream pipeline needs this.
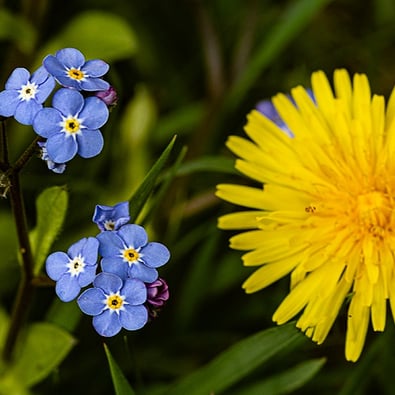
[216,69,395,362]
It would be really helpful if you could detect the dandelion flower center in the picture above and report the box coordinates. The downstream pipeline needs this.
[216,69,395,362]
[356,191,391,237]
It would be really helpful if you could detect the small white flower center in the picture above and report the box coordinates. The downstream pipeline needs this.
[60,115,84,135]
[104,220,116,230]
[121,246,142,265]
[18,82,38,101]
[66,67,86,81]
[67,255,85,276]
[104,292,126,314]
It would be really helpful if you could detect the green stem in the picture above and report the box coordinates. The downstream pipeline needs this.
[0,119,9,171]
[13,136,41,173]
[3,171,36,361]
[0,125,40,361]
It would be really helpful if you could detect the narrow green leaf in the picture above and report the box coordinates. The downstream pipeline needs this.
[30,186,68,275]
[161,323,305,395]
[140,145,187,226]
[129,136,177,222]
[3,322,75,387]
[104,343,136,395]
[229,358,326,395]
[175,224,220,329]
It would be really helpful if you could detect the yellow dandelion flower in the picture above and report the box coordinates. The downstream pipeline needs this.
[216,69,395,362]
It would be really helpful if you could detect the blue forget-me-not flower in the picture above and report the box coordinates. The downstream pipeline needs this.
[46,237,99,302]
[93,201,130,232]
[77,272,148,337]
[37,140,67,174]
[97,224,170,283]
[33,88,109,163]
[43,48,109,92]
[0,66,55,125]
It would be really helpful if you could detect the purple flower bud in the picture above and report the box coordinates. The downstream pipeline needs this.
[94,86,118,107]
[145,278,169,318]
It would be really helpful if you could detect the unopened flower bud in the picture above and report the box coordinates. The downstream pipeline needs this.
[95,86,118,107]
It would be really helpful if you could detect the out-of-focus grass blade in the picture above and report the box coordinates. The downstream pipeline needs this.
[128,135,176,223]
[161,323,305,395]
[226,0,333,111]
[140,145,187,226]
[176,156,237,176]
[229,358,326,395]
[104,343,136,395]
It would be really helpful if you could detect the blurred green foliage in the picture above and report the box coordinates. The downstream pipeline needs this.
[1,0,395,394]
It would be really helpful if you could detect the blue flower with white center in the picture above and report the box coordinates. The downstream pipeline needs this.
[33,88,109,163]
[97,224,170,283]
[93,201,130,232]
[37,140,66,174]
[43,48,110,92]
[77,272,148,337]
[46,237,99,302]
[0,66,55,125]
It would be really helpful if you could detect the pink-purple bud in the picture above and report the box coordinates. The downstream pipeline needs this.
[95,86,118,107]
[145,278,169,318]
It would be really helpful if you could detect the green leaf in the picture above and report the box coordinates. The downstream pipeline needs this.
[2,322,75,388]
[35,11,137,65]
[45,298,82,333]
[104,344,136,395]
[114,85,158,198]
[0,9,37,54]
[229,358,326,395]
[129,136,177,222]
[30,186,68,275]
[161,323,305,395]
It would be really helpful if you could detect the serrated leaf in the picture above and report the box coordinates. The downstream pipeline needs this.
[229,358,326,395]
[35,11,137,65]
[129,136,177,222]
[2,322,75,387]
[104,344,136,395]
[161,323,305,395]
[30,186,68,275]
